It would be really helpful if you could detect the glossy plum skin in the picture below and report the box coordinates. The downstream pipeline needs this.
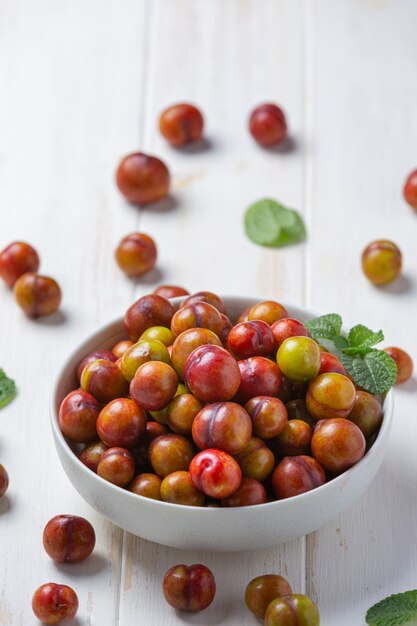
[318,351,347,376]
[140,325,175,346]
[234,437,275,481]
[124,294,176,342]
[80,359,129,404]
[14,272,61,317]
[159,104,204,146]
[245,396,288,439]
[130,361,178,411]
[171,327,222,380]
[306,373,356,421]
[121,338,171,382]
[42,515,96,563]
[0,241,40,287]
[32,583,79,624]
[361,240,402,285]
[245,574,293,619]
[171,301,223,337]
[278,375,292,404]
[384,347,413,384]
[153,284,189,299]
[58,390,100,443]
[219,313,233,343]
[160,471,205,506]
[227,320,275,359]
[77,349,118,382]
[148,381,188,425]
[189,449,242,498]
[0,464,9,497]
[184,345,241,403]
[148,434,194,478]
[111,339,134,358]
[129,473,162,500]
[97,447,135,486]
[276,336,321,384]
[115,232,157,277]
[237,305,252,324]
[271,318,310,347]
[347,391,382,438]
[247,300,288,325]
[163,564,216,612]
[236,357,281,404]
[265,594,320,626]
[221,477,267,507]
[97,398,147,448]
[272,455,326,499]
[79,440,108,472]
[180,291,226,314]
[192,402,252,455]
[274,420,312,457]
[285,399,315,428]
[311,418,366,473]
[404,168,417,210]
[131,422,169,472]
[167,393,204,435]
[116,152,170,204]
[249,104,288,146]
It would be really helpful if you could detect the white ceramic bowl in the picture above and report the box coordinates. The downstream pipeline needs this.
[50,296,393,551]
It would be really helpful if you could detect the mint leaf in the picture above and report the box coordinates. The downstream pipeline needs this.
[306,313,396,393]
[0,369,17,408]
[333,335,349,350]
[343,325,384,355]
[273,209,306,247]
[366,590,417,625]
[340,350,397,395]
[244,198,305,247]
[306,314,343,341]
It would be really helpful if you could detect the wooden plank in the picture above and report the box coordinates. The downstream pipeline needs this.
[306,1,417,623]
[120,0,307,623]
[0,1,147,623]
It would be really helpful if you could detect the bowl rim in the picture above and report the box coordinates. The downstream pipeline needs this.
[50,296,394,513]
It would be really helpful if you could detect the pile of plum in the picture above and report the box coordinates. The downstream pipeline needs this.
[59,291,383,507]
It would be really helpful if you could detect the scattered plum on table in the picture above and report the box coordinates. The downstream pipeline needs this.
[43,514,95,563]
[245,574,293,619]
[116,152,170,204]
[32,583,78,624]
[159,104,204,146]
[162,563,216,612]
[0,241,39,287]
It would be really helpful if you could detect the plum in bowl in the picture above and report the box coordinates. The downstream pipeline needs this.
[50,296,393,551]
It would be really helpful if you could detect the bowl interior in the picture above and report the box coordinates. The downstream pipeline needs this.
[51,295,393,513]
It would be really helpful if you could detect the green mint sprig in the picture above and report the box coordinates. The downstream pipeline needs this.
[305,315,397,395]
[244,198,306,248]
[366,590,417,625]
[0,369,17,409]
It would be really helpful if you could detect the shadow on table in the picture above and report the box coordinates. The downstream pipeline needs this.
[173,137,214,154]
[379,274,413,296]
[35,310,68,326]
[0,494,11,515]
[143,195,179,214]
[310,452,417,612]
[53,552,108,577]
[256,135,298,155]
[129,267,165,287]
[396,377,417,393]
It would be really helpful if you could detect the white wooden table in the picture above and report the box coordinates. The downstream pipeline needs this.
[1,1,416,624]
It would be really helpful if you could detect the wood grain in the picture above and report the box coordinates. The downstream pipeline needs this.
[306,2,417,624]
[121,1,307,622]
[0,1,147,624]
